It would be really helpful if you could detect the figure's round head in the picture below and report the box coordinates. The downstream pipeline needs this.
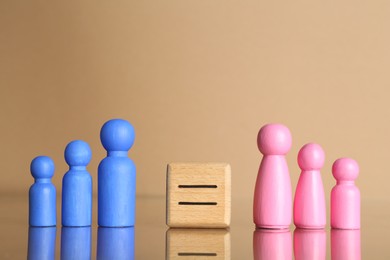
[257,124,292,155]
[332,158,359,181]
[100,119,135,152]
[65,140,92,167]
[298,143,325,170]
[30,156,55,179]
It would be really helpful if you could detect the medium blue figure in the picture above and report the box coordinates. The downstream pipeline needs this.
[29,156,56,227]
[98,119,136,227]
[27,227,56,260]
[62,140,92,227]
[61,227,91,260]
[97,227,135,260]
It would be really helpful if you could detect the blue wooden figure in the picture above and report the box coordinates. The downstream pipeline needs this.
[97,227,135,260]
[62,140,92,227]
[98,119,136,227]
[29,156,56,227]
[28,227,57,260]
[61,227,91,260]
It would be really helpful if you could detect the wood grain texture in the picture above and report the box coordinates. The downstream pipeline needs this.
[166,228,230,260]
[166,163,231,228]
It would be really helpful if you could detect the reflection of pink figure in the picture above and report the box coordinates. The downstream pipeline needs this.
[293,228,326,260]
[254,124,292,229]
[253,229,292,260]
[331,158,360,229]
[294,143,326,229]
[331,229,361,260]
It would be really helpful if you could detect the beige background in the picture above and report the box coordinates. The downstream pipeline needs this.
[1,1,389,204]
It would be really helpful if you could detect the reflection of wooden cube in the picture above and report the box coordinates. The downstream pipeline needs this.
[166,228,231,260]
[166,163,231,228]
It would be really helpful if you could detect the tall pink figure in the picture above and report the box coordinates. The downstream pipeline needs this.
[294,143,326,229]
[331,158,360,229]
[254,124,292,229]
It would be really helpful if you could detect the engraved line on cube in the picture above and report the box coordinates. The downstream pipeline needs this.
[178,202,218,205]
[178,185,218,188]
[178,252,217,256]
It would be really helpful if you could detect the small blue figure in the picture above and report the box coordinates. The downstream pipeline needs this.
[97,227,135,260]
[29,156,56,227]
[62,140,92,227]
[98,119,136,227]
[27,227,57,260]
[61,227,91,260]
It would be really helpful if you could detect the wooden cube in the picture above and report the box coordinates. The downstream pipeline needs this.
[166,228,231,260]
[166,163,231,228]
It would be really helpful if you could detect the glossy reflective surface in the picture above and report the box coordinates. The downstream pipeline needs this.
[27,227,56,260]
[97,227,134,260]
[1,194,389,259]
[61,227,91,260]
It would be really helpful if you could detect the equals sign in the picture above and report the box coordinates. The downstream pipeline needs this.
[178,185,218,205]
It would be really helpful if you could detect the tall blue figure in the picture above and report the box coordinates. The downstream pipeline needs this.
[98,119,136,227]
[29,156,56,227]
[62,140,92,226]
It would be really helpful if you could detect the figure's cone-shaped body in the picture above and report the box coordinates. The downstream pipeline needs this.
[98,119,136,227]
[62,140,92,227]
[29,156,56,227]
[294,143,326,229]
[331,158,360,229]
[253,229,292,260]
[293,228,326,260]
[253,124,292,229]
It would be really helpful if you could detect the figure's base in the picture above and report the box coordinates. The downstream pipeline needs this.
[255,225,290,230]
[294,225,326,230]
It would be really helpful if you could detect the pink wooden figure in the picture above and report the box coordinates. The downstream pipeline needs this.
[331,229,361,260]
[253,124,292,229]
[331,158,360,229]
[294,143,326,229]
[253,229,292,260]
[294,228,326,260]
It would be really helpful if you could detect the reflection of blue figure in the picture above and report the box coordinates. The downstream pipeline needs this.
[61,227,91,260]
[27,227,56,260]
[98,119,136,227]
[97,227,135,260]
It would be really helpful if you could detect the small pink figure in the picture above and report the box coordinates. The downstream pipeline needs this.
[253,124,292,229]
[331,158,360,229]
[253,229,292,260]
[294,143,326,229]
[294,228,326,260]
[331,229,361,260]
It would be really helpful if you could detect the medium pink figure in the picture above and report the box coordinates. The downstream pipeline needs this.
[253,124,292,229]
[331,158,360,229]
[253,229,292,260]
[331,229,361,260]
[293,228,326,260]
[294,143,326,229]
